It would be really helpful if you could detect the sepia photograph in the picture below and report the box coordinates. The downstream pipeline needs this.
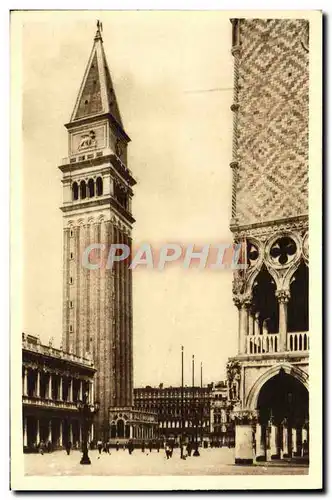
[10,9,322,491]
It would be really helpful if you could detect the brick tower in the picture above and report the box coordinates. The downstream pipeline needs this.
[227,19,309,464]
[59,23,136,440]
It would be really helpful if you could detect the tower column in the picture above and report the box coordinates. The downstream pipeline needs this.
[234,297,251,355]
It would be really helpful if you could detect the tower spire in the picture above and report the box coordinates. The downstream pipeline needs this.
[95,20,103,42]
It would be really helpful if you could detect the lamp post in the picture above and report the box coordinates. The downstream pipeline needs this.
[76,390,100,465]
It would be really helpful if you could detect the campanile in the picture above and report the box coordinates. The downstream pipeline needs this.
[59,23,136,438]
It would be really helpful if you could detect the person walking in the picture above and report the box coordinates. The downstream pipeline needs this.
[141,440,145,453]
[116,440,120,451]
[97,439,103,455]
[65,441,72,456]
[165,443,171,460]
[148,440,153,453]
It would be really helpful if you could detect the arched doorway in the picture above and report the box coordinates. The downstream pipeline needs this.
[257,370,308,459]
[117,419,125,438]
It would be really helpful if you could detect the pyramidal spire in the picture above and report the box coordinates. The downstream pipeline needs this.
[70,21,125,134]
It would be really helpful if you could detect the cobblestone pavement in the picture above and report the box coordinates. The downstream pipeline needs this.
[25,447,309,476]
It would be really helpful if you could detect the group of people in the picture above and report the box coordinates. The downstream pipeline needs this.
[37,441,53,455]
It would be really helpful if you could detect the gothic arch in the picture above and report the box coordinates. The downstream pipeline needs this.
[246,363,309,410]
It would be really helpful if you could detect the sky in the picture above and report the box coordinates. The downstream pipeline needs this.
[20,11,237,388]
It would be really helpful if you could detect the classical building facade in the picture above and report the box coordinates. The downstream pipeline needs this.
[59,25,156,440]
[228,19,309,464]
[22,333,96,451]
[134,384,213,443]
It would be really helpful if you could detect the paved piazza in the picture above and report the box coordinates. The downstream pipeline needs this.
[25,448,308,476]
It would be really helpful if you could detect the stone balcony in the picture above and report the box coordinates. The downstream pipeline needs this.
[246,332,309,355]
[22,395,78,412]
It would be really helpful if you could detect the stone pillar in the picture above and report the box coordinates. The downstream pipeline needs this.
[68,421,73,443]
[23,368,28,396]
[276,290,290,352]
[79,379,83,400]
[69,378,73,402]
[79,421,82,445]
[233,410,257,465]
[90,423,94,442]
[48,373,53,399]
[130,425,133,439]
[234,296,251,355]
[270,423,279,459]
[35,370,40,398]
[23,417,28,447]
[282,424,290,457]
[90,380,94,403]
[292,428,298,457]
[248,313,254,336]
[255,423,266,461]
[36,418,40,445]
[59,376,63,401]
[59,421,63,447]
[47,420,52,443]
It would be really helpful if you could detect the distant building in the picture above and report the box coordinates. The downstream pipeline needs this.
[134,383,230,444]
[22,333,96,451]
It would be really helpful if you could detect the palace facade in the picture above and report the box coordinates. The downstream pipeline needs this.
[228,19,309,464]
[22,333,96,451]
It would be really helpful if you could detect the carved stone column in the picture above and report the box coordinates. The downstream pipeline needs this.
[255,423,266,461]
[35,370,40,398]
[48,374,52,399]
[232,409,257,465]
[270,422,279,459]
[47,420,52,443]
[282,422,290,458]
[23,367,28,397]
[36,418,40,445]
[276,290,290,352]
[59,421,63,447]
[79,379,83,400]
[69,378,73,402]
[23,417,28,447]
[59,376,63,401]
[234,296,251,355]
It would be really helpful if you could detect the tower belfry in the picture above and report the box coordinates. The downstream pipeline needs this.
[59,24,137,439]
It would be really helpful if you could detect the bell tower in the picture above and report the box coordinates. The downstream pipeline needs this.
[59,23,136,439]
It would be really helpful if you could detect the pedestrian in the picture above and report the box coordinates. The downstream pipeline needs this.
[47,440,52,453]
[141,440,145,453]
[148,440,152,453]
[165,443,171,460]
[116,440,120,451]
[97,439,103,455]
[186,441,192,457]
[127,439,134,455]
[157,440,160,453]
[38,440,44,455]
[65,441,72,456]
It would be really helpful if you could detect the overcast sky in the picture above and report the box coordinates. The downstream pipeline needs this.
[20,11,237,387]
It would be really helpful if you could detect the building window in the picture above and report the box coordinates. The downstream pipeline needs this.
[80,180,87,199]
[72,182,79,201]
[88,179,95,198]
[70,229,73,237]
[70,277,73,284]
[69,300,73,308]
[96,177,103,196]
[70,252,73,259]
[69,325,73,332]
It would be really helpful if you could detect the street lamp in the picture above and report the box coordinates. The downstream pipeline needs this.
[76,390,100,465]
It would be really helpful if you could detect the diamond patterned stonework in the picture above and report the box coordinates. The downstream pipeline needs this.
[232,19,309,227]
